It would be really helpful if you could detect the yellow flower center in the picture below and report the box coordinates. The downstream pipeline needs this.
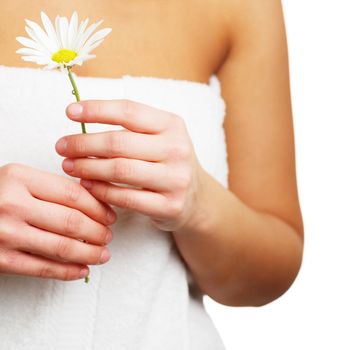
[51,49,78,63]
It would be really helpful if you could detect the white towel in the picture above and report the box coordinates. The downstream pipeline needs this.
[0,65,228,350]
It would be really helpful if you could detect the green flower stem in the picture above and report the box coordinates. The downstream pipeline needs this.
[67,66,86,134]
[66,66,90,284]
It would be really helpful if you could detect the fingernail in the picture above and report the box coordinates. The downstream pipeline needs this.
[68,103,83,117]
[55,138,67,153]
[107,209,116,223]
[81,179,93,189]
[100,249,111,264]
[79,267,89,278]
[62,159,74,172]
[105,229,113,244]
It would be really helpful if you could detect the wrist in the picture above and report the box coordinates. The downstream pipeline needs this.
[173,166,214,236]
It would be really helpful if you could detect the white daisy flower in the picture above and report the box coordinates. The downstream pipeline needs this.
[15,11,112,72]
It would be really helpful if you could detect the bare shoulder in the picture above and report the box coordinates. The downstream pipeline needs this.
[215,0,304,236]
[217,0,286,37]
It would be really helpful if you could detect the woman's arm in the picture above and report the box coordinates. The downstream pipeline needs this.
[171,0,304,307]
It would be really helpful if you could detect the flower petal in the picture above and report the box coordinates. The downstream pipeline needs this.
[43,63,59,70]
[25,19,56,52]
[54,16,62,47]
[68,54,95,67]
[55,15,69,48]
[80,38,105,55]
[24,26,52,55]
[67,11,78,49]
[58,16,69,48]
[80,54,96,61]
[79,28,111,54]
[21,55,51,65]
[40,11,60,50]
[71,18,89,49]
[16,47,49,57]
[67,57,83,66]
[75,19,103,52]
[16,36,45,51]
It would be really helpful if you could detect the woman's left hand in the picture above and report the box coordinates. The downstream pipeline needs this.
[55,99,205,232]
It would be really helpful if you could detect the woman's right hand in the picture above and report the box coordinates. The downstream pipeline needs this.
[0,163,117,281]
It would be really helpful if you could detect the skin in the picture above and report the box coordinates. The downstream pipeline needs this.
[0,0,303,306]
[0,163,116,280]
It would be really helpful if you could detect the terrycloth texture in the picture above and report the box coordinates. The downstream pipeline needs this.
[0,65,228,350]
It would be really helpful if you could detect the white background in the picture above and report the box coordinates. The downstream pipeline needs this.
[204,1,350,349]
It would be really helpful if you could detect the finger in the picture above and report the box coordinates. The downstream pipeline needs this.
[22,165,117,226]
[55,130,167,162]
[62,157,171,192]
[80,179,171,218]
[66,99,174,134]
[25,197,113,246]
[0,247,89,281]
[6,223,111,266]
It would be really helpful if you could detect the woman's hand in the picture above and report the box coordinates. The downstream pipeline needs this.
[0,163,117,281]
[55,99,205,232]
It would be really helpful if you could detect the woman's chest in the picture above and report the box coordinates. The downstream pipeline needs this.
[0,0,228,82]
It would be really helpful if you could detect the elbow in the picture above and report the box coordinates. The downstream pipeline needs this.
[254,265,303,307]
[221,269,303,308]
[252,226,304,307]
[211,232,304,308]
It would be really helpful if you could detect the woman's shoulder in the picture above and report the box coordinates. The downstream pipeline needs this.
[192,0,285,74]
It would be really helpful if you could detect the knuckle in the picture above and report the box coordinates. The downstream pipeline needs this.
[1,162,25,181]
[99,183,112,202]
[107,131,125,157]
[54,237,71,260]
[87,247,104,265]
[0,192,27,217]
[0,249,19,271]
[37,264,55,279]
[63,182,82,203]
[171,114,186,128]
[72,137,87,154]
[60,268,76,281]
[64,210,82,236]
[93,204,110,225]
[79,164,91,179]
[168,199,184,218]
[174,169,192,190]
[0,194,15,213]
[84,100,99,118]
[102,227,111,244]
[111,159,132,181]
[118,191,136,210]
[120,99,134,117]
[168,143,191,161]
[91,224,109,245]
[0,220,16,242]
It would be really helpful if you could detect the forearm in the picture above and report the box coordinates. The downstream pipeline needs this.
[172,168,304,307]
